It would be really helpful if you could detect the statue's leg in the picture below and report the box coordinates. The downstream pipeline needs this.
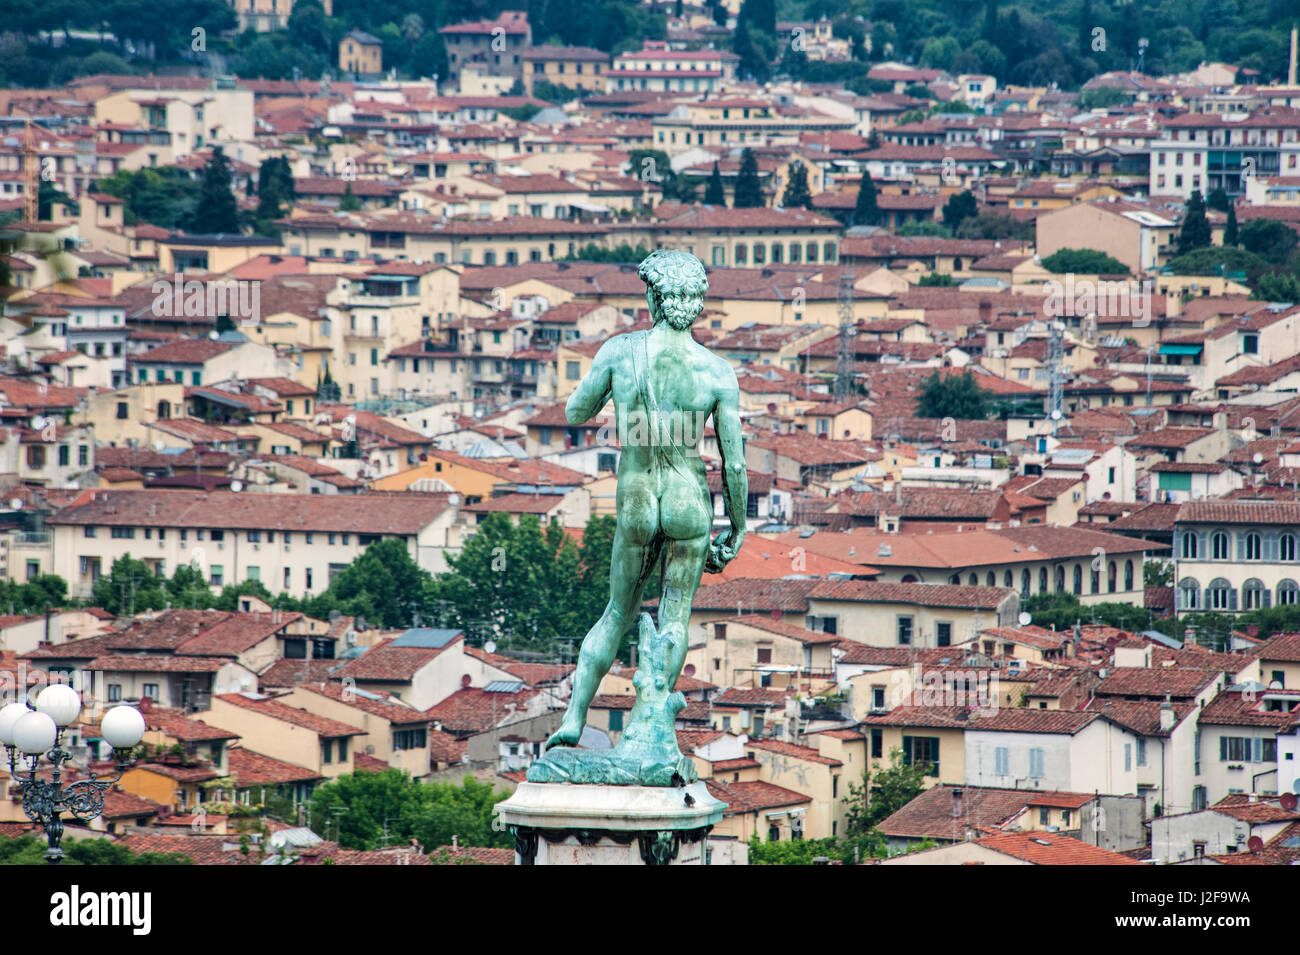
[545,524,662,750]
[655,533,710,690]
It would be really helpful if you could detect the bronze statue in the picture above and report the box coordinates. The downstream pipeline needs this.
[527,249,747,786]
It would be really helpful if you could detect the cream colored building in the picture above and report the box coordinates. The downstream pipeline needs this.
[201,693,363,779]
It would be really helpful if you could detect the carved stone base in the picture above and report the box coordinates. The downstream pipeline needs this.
[495,781,726,866]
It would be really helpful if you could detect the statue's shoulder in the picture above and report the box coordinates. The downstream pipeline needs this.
[698,343,738,388]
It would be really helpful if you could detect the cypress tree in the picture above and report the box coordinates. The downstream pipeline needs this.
[194,146,239,235]
[782,161,812,209]
[853,170,881,226]
[1178,189,1212,254]
[704,161,726,206]
[733,148,764,208]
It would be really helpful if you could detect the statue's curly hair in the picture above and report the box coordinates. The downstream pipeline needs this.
[637,249,708,298]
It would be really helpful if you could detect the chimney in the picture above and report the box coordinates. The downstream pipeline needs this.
[1165,290,1181,318]
[1159,693,1175,732]
[951,787,963,818]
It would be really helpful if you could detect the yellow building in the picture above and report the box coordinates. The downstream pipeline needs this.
[339,30,384,78]
[521,46,608,95]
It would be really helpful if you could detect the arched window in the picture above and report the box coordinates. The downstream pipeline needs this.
[1108,561,1118,594]
[1055,565,1066,592]
[1243,578,1268,611]
[1004,570,1014,588]
[1279,580,1300,605]
[1245,532,1262,561]
[901,574,919,583]
[1090,564,1100,594]
[1208,578,1235,611]
[1124,559,1134,592]
[950,573,961,585]
[1211,531,1229,560]
[1182,532,1199,559]
[1179,577,1200,610]
[986,571,996,587]
[968,572,978,586]
[1021,569,1031,595]
[1073,564,1083,595]
[1282,534,1297,562]
[1039,567,1048,593]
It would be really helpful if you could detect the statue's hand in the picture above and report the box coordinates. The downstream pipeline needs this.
[705,527,745,574]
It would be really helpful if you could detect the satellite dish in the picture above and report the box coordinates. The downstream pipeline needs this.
[1247,836,1265,854]
[1050,409,1062,421]
[1281,792,1298,811]
[230,480,244,492]
[30,415,45,430]
[153,440,165,451]
[460,673,472,689]
[1018,612,1032,626]
[484,640,497,654]
[683,663,696,678]
[209,331,219,340]
[8,498,22,510]
[1253,453,1264,464]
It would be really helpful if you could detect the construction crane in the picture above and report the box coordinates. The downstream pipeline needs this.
[1047,319,1065,435]
[22,119,39,223]
[833,270,857,400]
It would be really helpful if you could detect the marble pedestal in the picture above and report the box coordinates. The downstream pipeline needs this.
[495,781,726,865]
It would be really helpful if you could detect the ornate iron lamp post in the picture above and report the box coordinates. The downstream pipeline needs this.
[0,686,146,864]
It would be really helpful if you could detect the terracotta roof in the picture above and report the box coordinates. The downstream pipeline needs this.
[809,579,1015,610]
[331,633,462,683]
[144,706,240,743]
[704,779,811,814]
[226,747,324,786]
[425,686,544,736]
[973,830,1141,864]
[747,738,841,766]
[117,832,256,865]
[211,693,366,737]
[879,783,1087,839]
[721,614,841,645]
[295,682,431,724]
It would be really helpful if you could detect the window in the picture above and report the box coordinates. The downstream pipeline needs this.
[1282,534,1297,562]
[209,564,224,587]
[1124,560,1134,591]
[1245,532,1262,561]
[901,735,939,775]
[392,728,428,751]
[107,684,121,702]
[247,566,260,582]
[1183,532,1200,559]
[1039,567,1048,593]
[78,445,88,466]
[1208,578,1236,611]
[1278,580,1300,605]
[870,729,883,759]
[84,526,97,538]
[321,741,333,764]
[1137,738,1147,767]
[58,445,70,467]
[995,746,1009,776]
[566,361,580,381]
[1243,578,1268,610]
[609,709,623,732]
[897,616,913,645]
[1073,564,1083,595]
[26,445,45,469]
[142,683,159,701]
[1028,747,1045,779]
[116,401,129,419]
[936,622,951,647]
[1107,561,1118,593]
[111,527,135,539]
[756,647,772,664]
[1179,577,1200,610]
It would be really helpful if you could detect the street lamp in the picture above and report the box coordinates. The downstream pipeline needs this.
[0,688,146,863]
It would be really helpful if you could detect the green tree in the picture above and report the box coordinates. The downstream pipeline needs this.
[1223,204,1239,247]
[1238,218,1299,265]
[0,835,191,865]
[287,0,329,52]
[338,182,362,212]
[94,166,201,231]
[194,146,240,235]
[92,555,168,616]
[562,242,652,263]
[853,171,881,227]
[848,747,930,831]
[1177,189,1212,255]
[312,537,434,629]
[1040,247,1130,274]
[955,210,1036,241]
[1205,187,1232,212]
[1144,559,1174,588]
[941,190,978,230]
[781,161,812,209]
[253,155,295,237]
[1252,270,1300,302]
[917,371,990,420]
[732,148,764,208]
[918,271,955,286]
[704,161,726,206]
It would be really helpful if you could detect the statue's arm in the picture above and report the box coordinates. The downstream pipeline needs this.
[565,339,616,425]
[710,362,747,568]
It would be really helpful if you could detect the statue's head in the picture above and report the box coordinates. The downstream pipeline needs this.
[638,249,707,331]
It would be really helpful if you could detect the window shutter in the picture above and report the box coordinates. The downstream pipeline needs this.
[1201,587,1209,611]
[1264,532,1279,561]
[1229,586,1239,611]
[1237,532,1246,560]
[1173,529,1183,557]
[1253,738,1262,763]
[1263,590,1272,609]
[1197,530,1208,557]
[1220,736,1227,760]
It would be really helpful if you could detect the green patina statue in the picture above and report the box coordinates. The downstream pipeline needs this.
[527,249,747,787]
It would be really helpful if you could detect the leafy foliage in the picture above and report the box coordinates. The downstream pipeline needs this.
[916,370,991,419]
[307,769,509,851]
[853,171,881,227]
[0,834,190,864]
[1040,247,1130,274]
[93,166,201,231]
[781,161,812,209]
[732,148,765,209]
[1177,189,1212,255]
[194,147,240,235]
[562,242,652,263]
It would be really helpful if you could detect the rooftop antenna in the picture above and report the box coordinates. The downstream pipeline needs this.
[1047,320,1065,436]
